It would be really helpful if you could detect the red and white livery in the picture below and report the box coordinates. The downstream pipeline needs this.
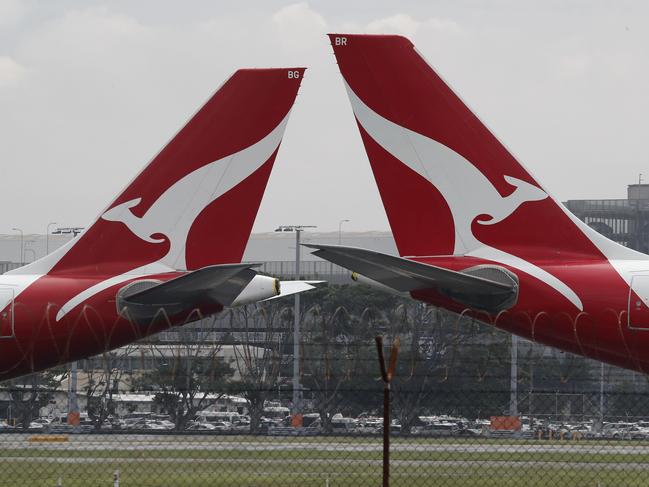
[0,67,313,380]
[308,34,649,373]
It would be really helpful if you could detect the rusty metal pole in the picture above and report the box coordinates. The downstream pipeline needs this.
[375,335,400,487]
[376,337,389,487]
[383,379,390,486]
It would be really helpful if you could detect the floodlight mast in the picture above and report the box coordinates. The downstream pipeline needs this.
[274,225,317,419]
[50,226,86,424]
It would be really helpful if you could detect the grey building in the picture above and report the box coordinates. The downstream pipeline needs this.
[565,184,649,253]
[0,230,397,283]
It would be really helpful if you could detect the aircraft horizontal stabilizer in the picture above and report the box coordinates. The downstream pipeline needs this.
[117,263,259,324]
[263,280,327,302]
[304,244,518,313]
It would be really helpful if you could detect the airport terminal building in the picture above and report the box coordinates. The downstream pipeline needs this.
[5,182,649,272]
[0,230,397,281]
[565,183,649,253]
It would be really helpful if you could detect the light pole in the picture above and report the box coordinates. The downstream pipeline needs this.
[69,359,79,426]
[338,219,350,245]
[529,352,534,429]
[275,224,316,418]
[46,222,57,255]
[510,334,518,416]
[54,223,86,427]
[600,361,605,423]
[11,228,23,265]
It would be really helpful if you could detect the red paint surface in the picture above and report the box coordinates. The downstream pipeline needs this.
[329,33,649,373]
[0,68,304,380]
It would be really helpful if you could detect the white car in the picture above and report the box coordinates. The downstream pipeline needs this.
[126,419,168,430]
[187,422,216,431]
[31,418,52,426]
[210,421,232,432]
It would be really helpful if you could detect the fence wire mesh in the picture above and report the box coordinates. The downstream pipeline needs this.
[1,286,649,486]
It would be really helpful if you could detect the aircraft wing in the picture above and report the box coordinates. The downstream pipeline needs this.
[125,263,259,307]
[118,263,259,324]
[303,244,518,312]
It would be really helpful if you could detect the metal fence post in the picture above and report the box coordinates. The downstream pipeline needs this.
[375,335,400,487]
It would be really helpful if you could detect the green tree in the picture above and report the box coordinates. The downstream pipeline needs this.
[134,330,234,431]
[2,368,67,428]
[84,345,136,430]
[301,287,390,418]
[228,303,290,433]
[388,304,464,435]
[301,304,359,432]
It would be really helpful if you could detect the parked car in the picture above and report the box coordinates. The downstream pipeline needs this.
[125,419,172,430]
[371,419,402,434]
[195,412,241,425]
[231,418,250,431]
[330,414,358,433]
[621,426,649,440]
[31,418,52,427]
[601,422,637,439]
[187,422,217,431]
[423,422,459,437]
[211,421,232,432]
[358,417,382,431]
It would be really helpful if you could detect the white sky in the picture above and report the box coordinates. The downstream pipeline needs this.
[1,1,648,235]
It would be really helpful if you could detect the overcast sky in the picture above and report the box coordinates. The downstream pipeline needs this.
[1,1,648,235]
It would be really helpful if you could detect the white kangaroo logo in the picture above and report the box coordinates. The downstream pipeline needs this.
[101,112,291,271]
[56,112,291,321]
[345,81,582,310]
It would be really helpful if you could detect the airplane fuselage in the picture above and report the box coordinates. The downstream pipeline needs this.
[0,67,309,381]
[411,255,649,373]
[0,270,202,380]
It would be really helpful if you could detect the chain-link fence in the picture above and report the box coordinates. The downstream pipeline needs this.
[2,286,649,486]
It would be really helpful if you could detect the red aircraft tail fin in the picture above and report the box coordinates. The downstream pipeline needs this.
[16,68,305,277]
[328,33,638,263]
